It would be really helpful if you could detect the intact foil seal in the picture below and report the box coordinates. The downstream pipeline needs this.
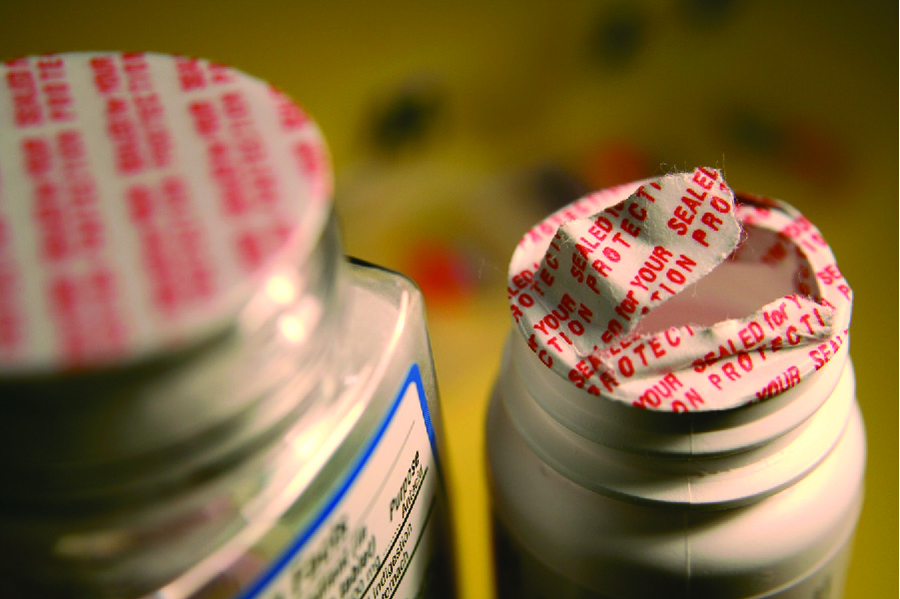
[508,167,852,411]
[0,52,332,371]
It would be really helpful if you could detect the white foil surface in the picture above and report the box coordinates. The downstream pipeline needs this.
[508,168,852,411]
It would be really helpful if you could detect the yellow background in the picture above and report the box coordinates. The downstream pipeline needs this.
[0,1,895,597]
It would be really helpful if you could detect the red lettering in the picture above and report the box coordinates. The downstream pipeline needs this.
[700,211,722,230]
[176,58,206,91]
[7,68,44,127]
[667,217,688,236]
[710,195,730,213]
[722,362,740,381]
[600,370,618,392]
[635,186,656,203]
[22,137,52,176]
[785,325,801,345]
[674,205,694,225]
[692,169,714,190]
[592,258,612,277]
[90,56,119,93]
[627,201,647,221]
[271,88,309,130]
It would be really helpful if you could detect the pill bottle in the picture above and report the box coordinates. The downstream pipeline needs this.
[486,169,863,598]
[0,52,454,599]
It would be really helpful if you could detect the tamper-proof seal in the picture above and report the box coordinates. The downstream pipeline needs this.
[0,52,331,371]
[508,168,852,411]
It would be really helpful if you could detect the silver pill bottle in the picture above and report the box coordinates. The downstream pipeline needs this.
[487,172,864,598]
[0,52,454,599]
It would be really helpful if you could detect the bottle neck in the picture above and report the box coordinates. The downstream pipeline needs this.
[501,327,854,508]
[0,211,345,513]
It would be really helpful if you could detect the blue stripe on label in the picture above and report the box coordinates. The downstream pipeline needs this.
[235,362,433,599]
[412,364,444,481]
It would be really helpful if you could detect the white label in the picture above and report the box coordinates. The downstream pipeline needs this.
[238,363,442,599]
